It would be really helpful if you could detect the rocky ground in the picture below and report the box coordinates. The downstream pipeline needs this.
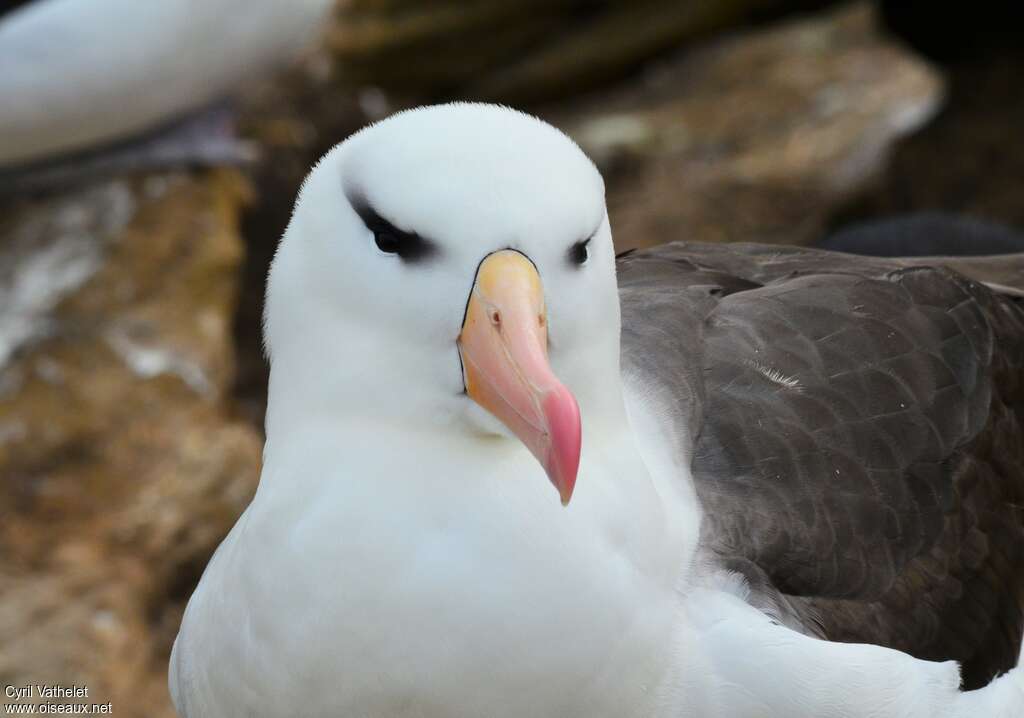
[1,2,1021,715]
[0,173,261,716]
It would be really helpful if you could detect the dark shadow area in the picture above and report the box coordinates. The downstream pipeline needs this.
[826,1,1024,243]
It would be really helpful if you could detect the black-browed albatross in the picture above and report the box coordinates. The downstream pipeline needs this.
[170,103,1024,717]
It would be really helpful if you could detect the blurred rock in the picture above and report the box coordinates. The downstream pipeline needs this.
[329,0,836,104]
[0,172,262,716]
[552,2,944,251]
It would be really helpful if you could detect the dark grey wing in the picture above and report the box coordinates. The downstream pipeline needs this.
[617,242,1024,689]
[618,248,759,453]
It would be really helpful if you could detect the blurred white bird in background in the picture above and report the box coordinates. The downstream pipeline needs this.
[0,0,334,185]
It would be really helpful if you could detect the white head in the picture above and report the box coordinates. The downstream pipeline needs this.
[264,103,622,502]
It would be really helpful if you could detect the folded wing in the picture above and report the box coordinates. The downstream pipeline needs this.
[618,242,1024,688]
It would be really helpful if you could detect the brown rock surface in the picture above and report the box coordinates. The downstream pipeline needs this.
[0,172,262,716]
[552,3,944,251]
[831,49,1024,233]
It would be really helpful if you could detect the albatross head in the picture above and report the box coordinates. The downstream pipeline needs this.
[264,103,621,504]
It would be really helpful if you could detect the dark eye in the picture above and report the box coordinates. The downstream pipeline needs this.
[568,238,591,266]
[351,197,436,262]
[374,230,401,255]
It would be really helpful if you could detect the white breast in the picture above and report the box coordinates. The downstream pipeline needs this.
[171,422,698,718]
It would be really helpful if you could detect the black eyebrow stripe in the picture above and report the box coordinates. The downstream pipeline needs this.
[349,194,438,262]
